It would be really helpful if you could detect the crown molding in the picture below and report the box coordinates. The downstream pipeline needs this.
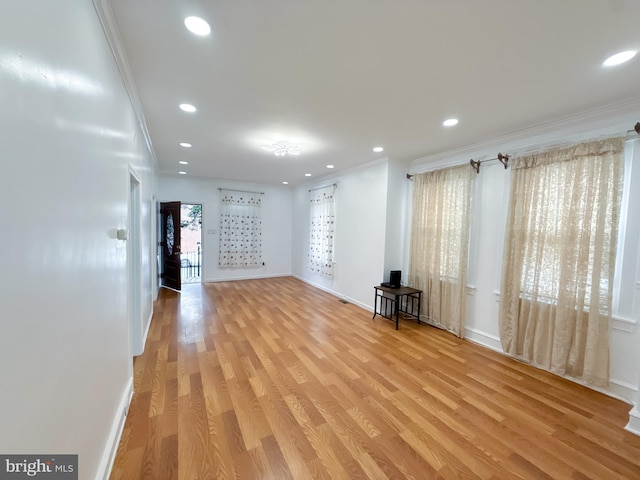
[92,0,158,168]
[410,98,640,174]
[298,156,390,190]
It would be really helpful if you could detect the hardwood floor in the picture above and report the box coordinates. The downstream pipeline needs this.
[110,277,640,479]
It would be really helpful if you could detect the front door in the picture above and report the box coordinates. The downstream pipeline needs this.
[160,201,181,291]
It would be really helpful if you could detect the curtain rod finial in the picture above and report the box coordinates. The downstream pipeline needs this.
[470,159,480,174]
[635,122,640,135]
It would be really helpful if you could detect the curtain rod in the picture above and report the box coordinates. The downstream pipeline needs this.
[218,188,264,195]
[407,122,640,178]
[309,183,337,192]
[469,153,510,174]
[406,153,509,178]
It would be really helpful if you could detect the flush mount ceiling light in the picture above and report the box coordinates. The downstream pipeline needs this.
[179,103,196,113]
[179,142,192,148]
[603,50,637,67]
[305,173,312,177]
[282,181,289,185]
[373,146,384,153]
[443,118,459,127]
[178,171,187,175]
[261,141,303,156]
[179,161,189,165]
[326,164,335,169]
[184,16,211,36]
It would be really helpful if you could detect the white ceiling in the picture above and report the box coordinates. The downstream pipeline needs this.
[106,0,640,186]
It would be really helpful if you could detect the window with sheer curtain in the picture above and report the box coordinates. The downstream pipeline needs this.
[408,165,475,337]
[308,185,336,278]
[218,189,262,268]
[499,138,625,387]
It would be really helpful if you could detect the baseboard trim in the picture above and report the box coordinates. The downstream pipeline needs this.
[625,407,640,437]
[141,307,153,352]
[95,376,133,480]
[464,327,504,353]
[338,294,371,312]
[608,378,639,404]
[292,275,373,312]
[205,273,291,283]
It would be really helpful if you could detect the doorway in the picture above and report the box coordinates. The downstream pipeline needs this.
[129,171,143,356]
[160,201,182,291]
[180,203,203,284]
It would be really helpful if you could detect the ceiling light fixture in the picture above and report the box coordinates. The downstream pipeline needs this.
[261,141,302,157]
[178,171,187,175]
[326,164,335,169]
[603,50,637,67]
[179,161,189,165]
[282,181,289,185]
[179,103,196,113]
[305,173,312,177]
[184,16,211,36]
[373,146,384,153]
[443,118,459,127]
[179,142,192,148]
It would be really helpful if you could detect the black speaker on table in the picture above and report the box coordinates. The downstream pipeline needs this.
[389,270,401,288]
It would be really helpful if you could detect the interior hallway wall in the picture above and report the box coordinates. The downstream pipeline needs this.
[0,1,156,477]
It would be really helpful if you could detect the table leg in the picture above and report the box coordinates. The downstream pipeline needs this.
[395,294,399,330]
[372,290,377,319]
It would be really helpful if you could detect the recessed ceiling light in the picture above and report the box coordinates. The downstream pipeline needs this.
[179,103,196,113]
[305,173,312,177]
[373,146,384,153]
[179,161,189,165]
[178,171,187,175]
[603,50,637,67]
[326,164,335,169]
[443,118,459,127]
[282,181,289,185]
[179,142,192,148]
[184,16,211,36]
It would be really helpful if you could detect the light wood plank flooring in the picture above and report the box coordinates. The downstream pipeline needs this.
[111,276,640,479]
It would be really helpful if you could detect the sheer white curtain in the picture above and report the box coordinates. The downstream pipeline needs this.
[500,138,625,386]
[408,165,474,337]
[308,185,336,278]
[218,189,262,268]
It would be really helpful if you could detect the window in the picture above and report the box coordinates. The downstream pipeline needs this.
[308,185,336,278]
[218,189,262,268]
[408,165,474,336]
[500,137,625,386]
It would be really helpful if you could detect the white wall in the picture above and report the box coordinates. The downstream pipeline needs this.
[292,160,389,309]
[408,110,640,403]
[157,175,293,282]
[465,163,511,351]
[0,1,156,478]
[383,158,411,280]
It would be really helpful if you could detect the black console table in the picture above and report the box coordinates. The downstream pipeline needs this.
[372,285,422,330]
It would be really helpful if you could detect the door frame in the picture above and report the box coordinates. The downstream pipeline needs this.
[128,168,143,356]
